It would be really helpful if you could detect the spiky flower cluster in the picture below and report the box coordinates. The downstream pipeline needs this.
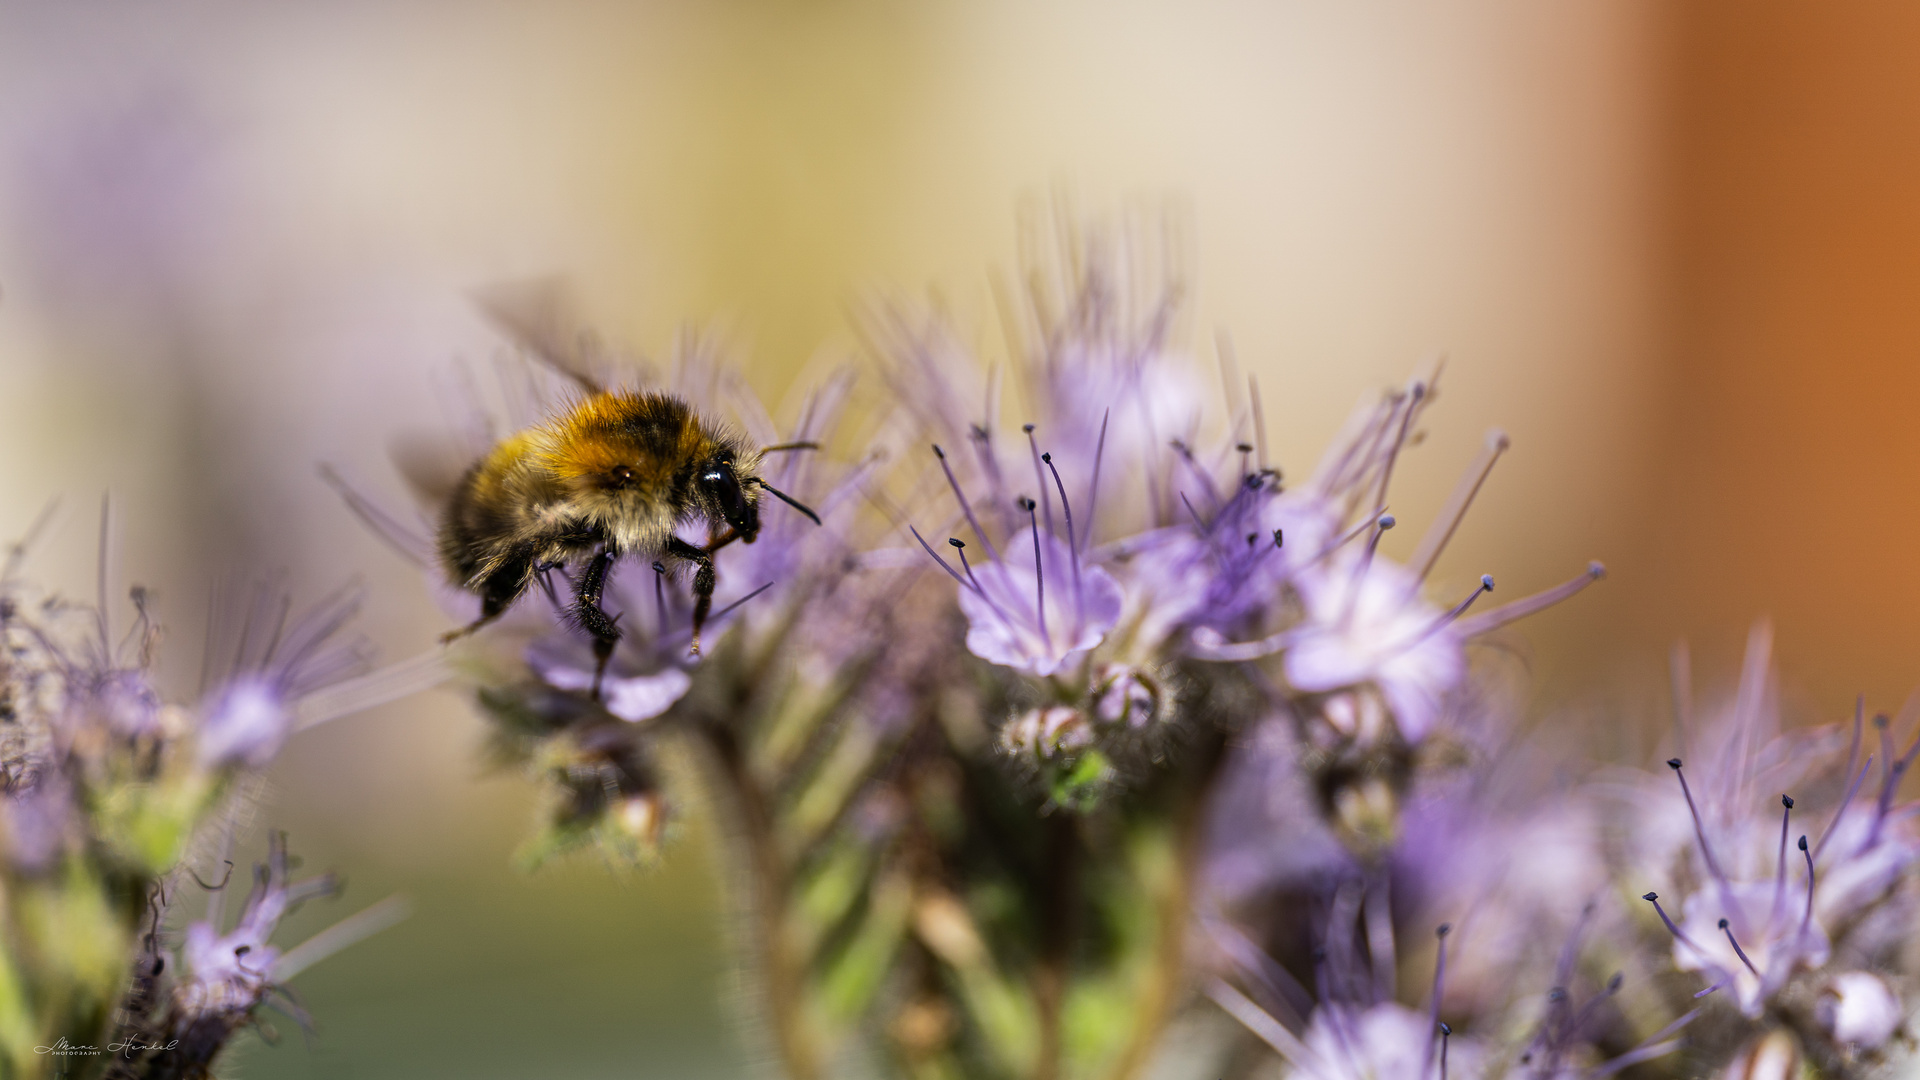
[0,522,426,1078]
[323,213,1920,1080]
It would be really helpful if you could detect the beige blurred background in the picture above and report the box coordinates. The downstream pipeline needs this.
[2,1,1911,1075]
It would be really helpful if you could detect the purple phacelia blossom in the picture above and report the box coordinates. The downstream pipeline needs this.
[1634,624,1920,1026]
[195,586,371,770]
[914,443,1123,679]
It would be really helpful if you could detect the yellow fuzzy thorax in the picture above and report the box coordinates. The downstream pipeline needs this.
[538,391,707,490]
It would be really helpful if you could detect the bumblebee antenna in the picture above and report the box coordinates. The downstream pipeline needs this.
[750,478,822,525]
[760,441,821,454]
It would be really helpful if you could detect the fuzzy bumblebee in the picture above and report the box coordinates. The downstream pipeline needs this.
[439,388,820,688]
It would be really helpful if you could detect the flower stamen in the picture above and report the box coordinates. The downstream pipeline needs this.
[1772,794,1794,923]
[1040,451,1085,621]
[907,526,973,591]
[1453,562,1605,637]
[1409,429,1510,581]
[1421,923,1450,1080]
[1718,918,1762,978]
[1083,409,1108,556]
[1799,835,1815,935]
[1022,498,1052,655]
[1814,753,1875,861]
[1025,424,1053,535]
[1643,891,1708,957]
[1668,759,1738,908]
[931,444,1004,563]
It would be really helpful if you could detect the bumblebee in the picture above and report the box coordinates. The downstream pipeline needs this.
[438,387,820,685]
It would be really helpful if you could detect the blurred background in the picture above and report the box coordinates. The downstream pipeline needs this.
[0,1,1915,1075]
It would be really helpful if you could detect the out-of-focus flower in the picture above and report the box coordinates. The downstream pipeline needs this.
[195,585,372,771]
[1716,1029,1799,1080]
[999,705,1093,762]
[106,834,406,1080]
[525,630,691,725]
[1282,544,1481,745]
[1634,624,1920,1032]
[1819,970,1903,1050]
[1089,663,1160,729]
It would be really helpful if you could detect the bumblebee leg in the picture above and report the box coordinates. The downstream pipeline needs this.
[442,553,536,644]
[572,548,623,700]
[665,536,718,657]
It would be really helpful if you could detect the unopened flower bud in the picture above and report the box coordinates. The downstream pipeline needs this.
[1720,1030,1798,1080]
[1090,665,1160,729]
[1821,971,1903,1051]
[1000,706,1093,761]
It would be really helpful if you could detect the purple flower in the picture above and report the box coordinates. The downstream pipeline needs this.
[195,586,370,770]
[525,634,691,724]
[1282,545,1475,745]
[915,446,1123,678]
[1633,624,1920,1021]
[197,678,292,771]
[953,530,1123,678]
[1819,970,1904,1051]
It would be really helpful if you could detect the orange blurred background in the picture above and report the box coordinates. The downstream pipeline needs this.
[2,1,1919,1074]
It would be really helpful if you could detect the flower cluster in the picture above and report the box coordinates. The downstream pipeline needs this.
[326,214,1920,1080]
[0,521,428,1078]
[876,216,1602,834]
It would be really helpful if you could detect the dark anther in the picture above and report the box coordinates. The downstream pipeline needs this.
[1020,497,1037,511]
[932,444,946,459]
[1642,891,1658,901]
[1041,452,1052,463]
[1607,972,1624,992]
[1783,794,1795,809]
[651,561,667,574]
[1717,918,1729,929]
[1548,987,1566,1002]
[1236,442,1254,453]
[1798,835,1809,851]
[1244,474,1263,489]
[1246,533,1258,546]
[948,538,965,549]
[1875,713,1890,729]
[1667,758,1683,770]
[1273,528,1284,549]
[235,945,251,956]
[1023,423,1035,433]
[1436,923,1452,938]
[1439,1022,1452,1036]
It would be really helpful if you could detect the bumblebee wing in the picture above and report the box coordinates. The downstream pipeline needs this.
[387,429,477,506]
[470,276,606,395]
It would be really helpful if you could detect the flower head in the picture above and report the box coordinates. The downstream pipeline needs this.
[1634,624,1920,1029]
[195,585,371,770]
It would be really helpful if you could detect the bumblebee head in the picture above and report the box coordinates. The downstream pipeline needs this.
[697,458,760,542]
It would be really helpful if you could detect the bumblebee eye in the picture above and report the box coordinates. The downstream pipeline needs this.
[606,465,635,489]
[699,464,755,533]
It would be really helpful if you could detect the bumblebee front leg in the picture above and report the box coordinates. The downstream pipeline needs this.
[665,533,741,658]
[572,547,623,700]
